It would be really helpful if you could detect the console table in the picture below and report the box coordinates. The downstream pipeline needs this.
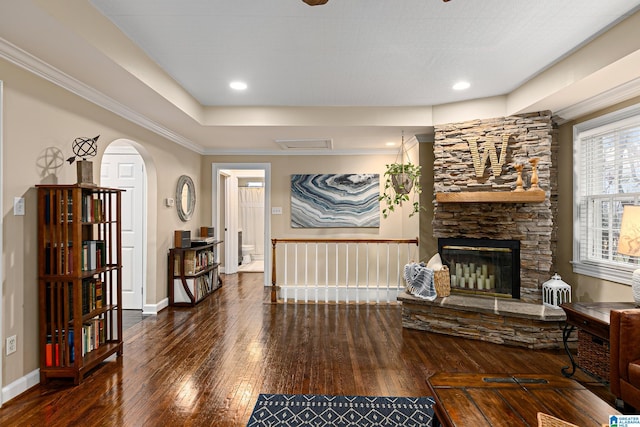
[560,302,636,383]
[168,240,223,306]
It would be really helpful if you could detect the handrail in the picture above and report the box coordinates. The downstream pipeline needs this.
[271,237,418,303]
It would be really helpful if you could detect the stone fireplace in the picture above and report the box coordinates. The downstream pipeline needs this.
[432,111,558,303]
[398,111,567,349]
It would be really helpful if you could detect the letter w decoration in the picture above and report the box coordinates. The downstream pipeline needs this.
[467,135,510,178]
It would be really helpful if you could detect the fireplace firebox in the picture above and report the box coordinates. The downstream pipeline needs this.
[438,238,520,299]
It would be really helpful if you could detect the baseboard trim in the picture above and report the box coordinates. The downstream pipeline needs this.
[2,369,39,405]
[143,298,168,315]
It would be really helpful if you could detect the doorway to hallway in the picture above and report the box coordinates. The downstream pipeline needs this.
[212,163,271,287]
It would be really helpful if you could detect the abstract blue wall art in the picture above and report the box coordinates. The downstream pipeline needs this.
[291,174,380,228]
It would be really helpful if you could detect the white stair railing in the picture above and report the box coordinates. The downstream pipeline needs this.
[271,238,419,303]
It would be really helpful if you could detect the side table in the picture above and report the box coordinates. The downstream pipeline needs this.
[560,302,635,383]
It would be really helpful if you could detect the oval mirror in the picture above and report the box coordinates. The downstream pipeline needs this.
[176,175,196,221]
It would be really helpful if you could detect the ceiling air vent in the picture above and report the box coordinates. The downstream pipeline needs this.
[275,138,333,150]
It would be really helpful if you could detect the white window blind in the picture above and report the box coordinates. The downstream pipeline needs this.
[573,104,640,284]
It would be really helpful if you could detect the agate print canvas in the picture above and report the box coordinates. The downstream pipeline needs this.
[291,174,380,228]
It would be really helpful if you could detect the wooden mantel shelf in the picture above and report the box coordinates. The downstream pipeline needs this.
[436,189,546,203]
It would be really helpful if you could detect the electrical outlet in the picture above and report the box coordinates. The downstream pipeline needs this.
[6,335,17,355]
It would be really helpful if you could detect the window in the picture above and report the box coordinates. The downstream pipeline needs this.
[573,104,640,284]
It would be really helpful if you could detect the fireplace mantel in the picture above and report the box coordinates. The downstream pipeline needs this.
[435,189,545,203]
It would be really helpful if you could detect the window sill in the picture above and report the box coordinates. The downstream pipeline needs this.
[571,260,634,286]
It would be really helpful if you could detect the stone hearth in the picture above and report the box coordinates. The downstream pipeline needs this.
[398,292,566,349]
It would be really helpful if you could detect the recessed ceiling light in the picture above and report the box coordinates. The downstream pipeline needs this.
[452,81,470,91]
[385,141,396,147]
[230,81,248,90]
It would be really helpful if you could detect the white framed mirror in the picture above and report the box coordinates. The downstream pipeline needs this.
[176,175,195,221]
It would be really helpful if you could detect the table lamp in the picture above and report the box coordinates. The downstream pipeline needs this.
[617,205,640,306]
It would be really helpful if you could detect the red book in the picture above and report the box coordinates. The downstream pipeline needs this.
[45,343,60,367]
[45,343,52,367]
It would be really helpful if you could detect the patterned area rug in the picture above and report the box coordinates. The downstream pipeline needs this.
[246,394,435,426]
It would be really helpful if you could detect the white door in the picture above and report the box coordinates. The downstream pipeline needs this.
[224,174,239,274]
[101,146,145,309]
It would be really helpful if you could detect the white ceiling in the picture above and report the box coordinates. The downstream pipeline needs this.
[2,1,640,154]
[90,0,638,107]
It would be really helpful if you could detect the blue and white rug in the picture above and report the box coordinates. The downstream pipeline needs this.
[247,394,435,426]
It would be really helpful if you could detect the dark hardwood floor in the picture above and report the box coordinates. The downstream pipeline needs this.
[0,273,617,426]
[122,310,151,332]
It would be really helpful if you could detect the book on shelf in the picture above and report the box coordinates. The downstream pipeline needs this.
[69,329,75,363]
[44,242,73,275]
[81,240,105,271]
[44,282,75,322]
[43,192,73,224]
[81,318,105,356]
[81,194,105,222]
[82,278,103,315]
[45,343,60,367]
[96,241,106,268]
[45,328,75,366]
[173,270,217,303]
[174,250,197,275]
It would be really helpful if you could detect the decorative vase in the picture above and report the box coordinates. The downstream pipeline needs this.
[391,173,413,194]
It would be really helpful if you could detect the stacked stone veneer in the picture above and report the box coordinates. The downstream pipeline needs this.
[433,111,558,304]
[398,293,566,349]
[398,112,564,349]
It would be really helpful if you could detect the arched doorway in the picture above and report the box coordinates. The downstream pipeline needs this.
[101,140,147,310]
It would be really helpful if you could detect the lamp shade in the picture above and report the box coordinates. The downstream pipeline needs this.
[618,205,640,306]
[618,205,640,256]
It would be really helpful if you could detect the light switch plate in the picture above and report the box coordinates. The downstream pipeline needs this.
[272,207,283,215]
[13,197,25,216]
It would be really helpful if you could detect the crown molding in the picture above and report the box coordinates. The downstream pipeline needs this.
[0,37,203,154]
[554,77,640,124]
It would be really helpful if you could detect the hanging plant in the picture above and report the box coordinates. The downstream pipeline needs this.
[379,133,422,218]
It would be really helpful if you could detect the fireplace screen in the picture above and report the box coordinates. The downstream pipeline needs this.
[438,238,520,299]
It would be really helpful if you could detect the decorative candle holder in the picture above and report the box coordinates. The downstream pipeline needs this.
[514,163,525,192]
[528,157,539,191]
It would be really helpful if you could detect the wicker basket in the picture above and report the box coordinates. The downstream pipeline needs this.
[577,330,610,381]
[434,266,451,297]
[536,412,579,427]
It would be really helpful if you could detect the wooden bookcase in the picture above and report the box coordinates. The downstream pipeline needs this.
[37,184,123,384]
[168,240,223,306]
